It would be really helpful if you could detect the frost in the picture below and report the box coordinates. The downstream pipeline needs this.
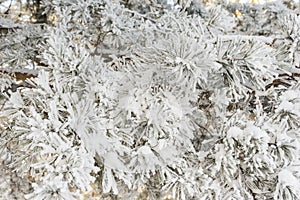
[25,176,79,200]
[275,168,300,200]
[102,167,118,195]
[1,0,300,199]
[8,91,24,108]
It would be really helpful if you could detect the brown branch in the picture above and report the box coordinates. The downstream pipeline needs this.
[0,68,38,81]
[265,79,291,90]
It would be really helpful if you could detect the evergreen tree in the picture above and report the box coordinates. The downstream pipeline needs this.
[0,0,300,199]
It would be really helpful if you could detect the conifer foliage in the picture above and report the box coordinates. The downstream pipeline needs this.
[1,0,300,199]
